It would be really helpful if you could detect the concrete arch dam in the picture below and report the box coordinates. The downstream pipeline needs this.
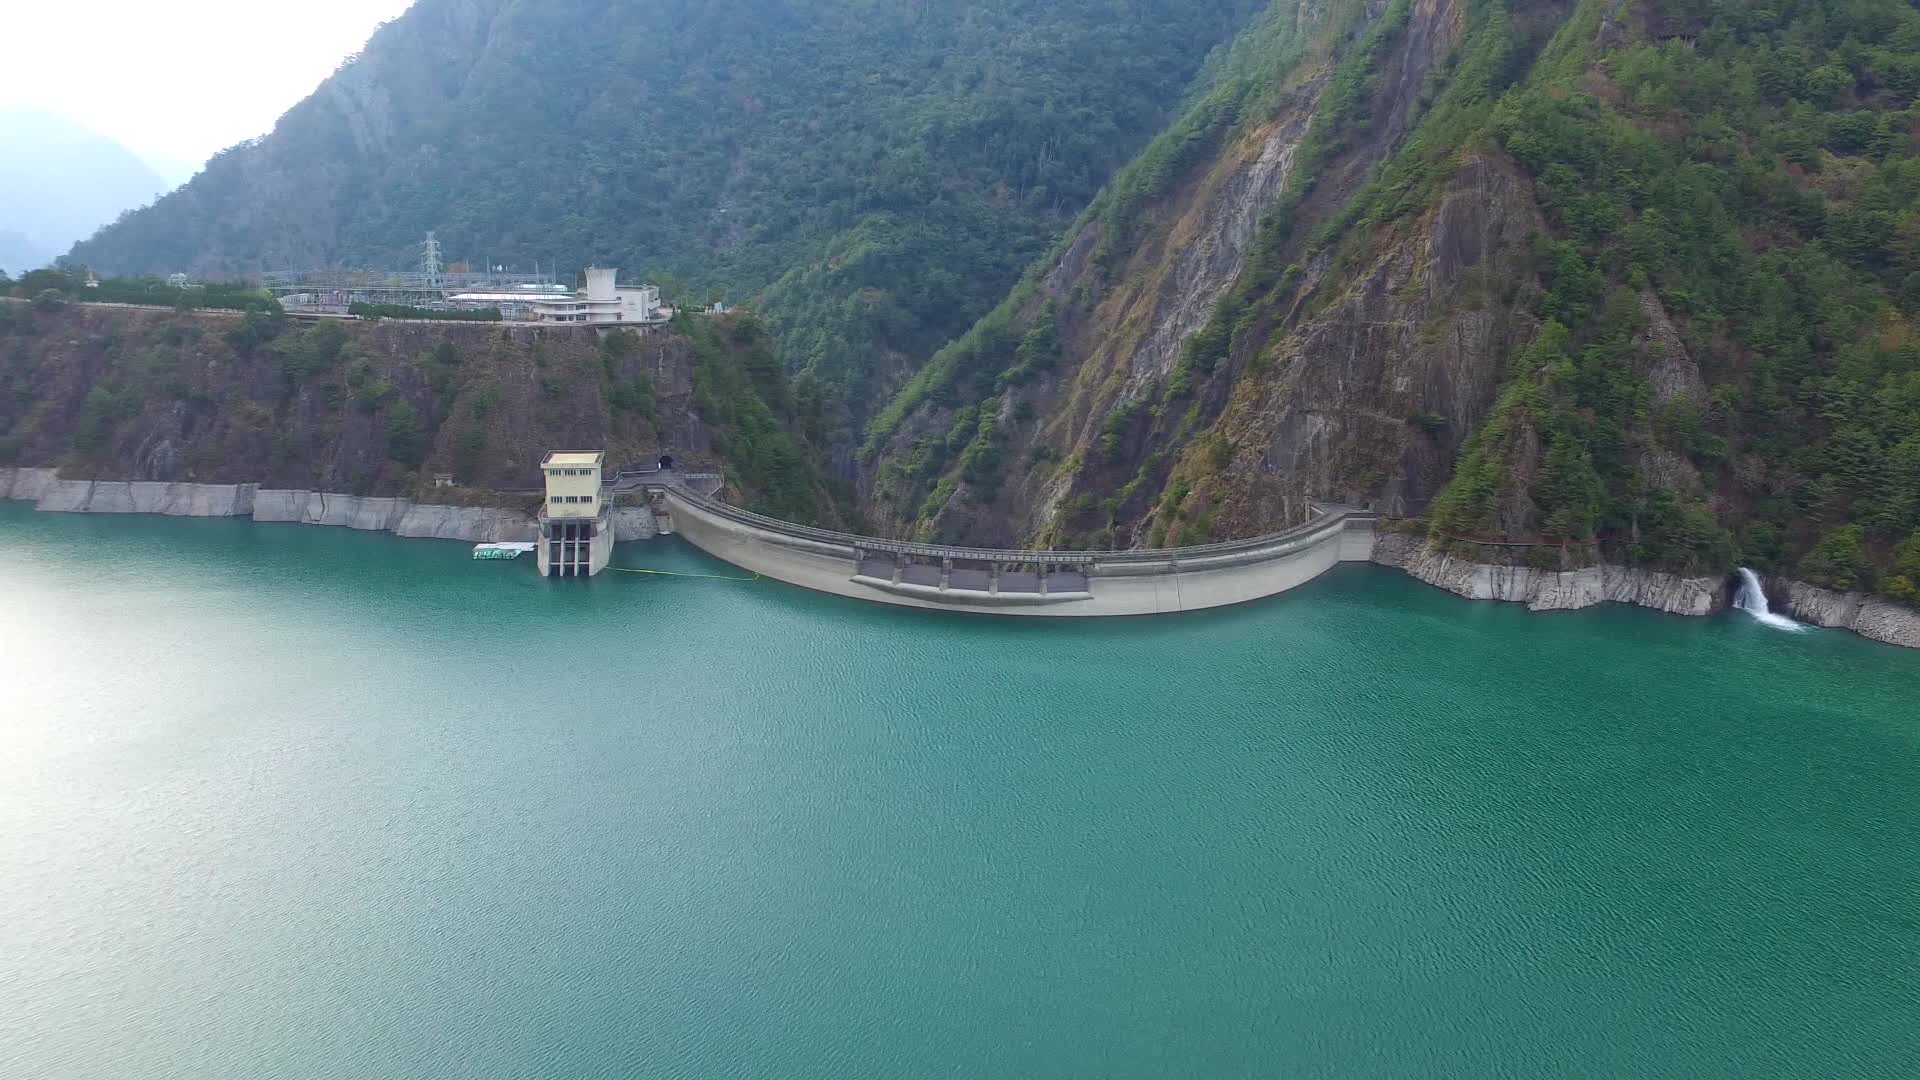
[655,486,1378,617]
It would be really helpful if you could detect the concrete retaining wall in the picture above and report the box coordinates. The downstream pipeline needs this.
[395,504,539,542]
[1366,532,1919,649]
[664,489,1369,617]
[1,468,537,544]
[26,479,257,516]
[1,467,59,502]
[1370,531,1722,615]
[1786,581,1920,649]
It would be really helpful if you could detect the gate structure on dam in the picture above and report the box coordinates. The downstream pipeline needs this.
[608,467,1377,617]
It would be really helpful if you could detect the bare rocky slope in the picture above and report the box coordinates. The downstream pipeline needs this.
[862,0,1557,550]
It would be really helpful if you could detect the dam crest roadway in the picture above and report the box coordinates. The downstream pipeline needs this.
[613,469,1377,617]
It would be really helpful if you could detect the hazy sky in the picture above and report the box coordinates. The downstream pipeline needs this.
[1,0,414,178]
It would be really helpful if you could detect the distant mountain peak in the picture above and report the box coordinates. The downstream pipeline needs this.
[0,107,169,261]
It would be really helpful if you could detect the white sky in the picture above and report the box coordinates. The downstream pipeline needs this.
[1,0,415,176]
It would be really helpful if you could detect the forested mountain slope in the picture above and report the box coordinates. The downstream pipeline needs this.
[67,0,1266,447]
[866,0,1920,607]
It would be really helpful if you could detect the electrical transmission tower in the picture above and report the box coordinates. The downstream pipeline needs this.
[421,232,443,289]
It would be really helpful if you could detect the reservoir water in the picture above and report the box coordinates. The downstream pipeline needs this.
[2,503,1917,1079]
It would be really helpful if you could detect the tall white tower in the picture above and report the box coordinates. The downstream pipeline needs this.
[583,266,617,302]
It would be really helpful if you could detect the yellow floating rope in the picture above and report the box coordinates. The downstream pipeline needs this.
[609,566,762,582]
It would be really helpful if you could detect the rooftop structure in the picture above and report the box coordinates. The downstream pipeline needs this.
[543,450,605,470]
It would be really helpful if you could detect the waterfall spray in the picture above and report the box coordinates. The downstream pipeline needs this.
[1735,568,1807,632]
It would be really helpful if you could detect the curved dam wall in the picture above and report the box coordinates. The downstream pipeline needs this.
[663,488,1376,617]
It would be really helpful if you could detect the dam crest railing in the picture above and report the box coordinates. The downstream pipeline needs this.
[626,469,1371,569]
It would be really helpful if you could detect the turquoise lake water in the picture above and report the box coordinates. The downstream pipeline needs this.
[1,502,1916,1079]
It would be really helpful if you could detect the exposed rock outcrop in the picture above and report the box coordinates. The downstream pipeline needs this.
[1217,152,1547,532]
[1786,583,1920,650]
[1115,111,1315,387]
[610,507,661,542]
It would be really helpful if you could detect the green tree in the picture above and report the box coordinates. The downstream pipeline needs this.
[1536,434,1604,539]
[1802,526,1873,592]
[385,400,424,466]
[1884,532,1920,602]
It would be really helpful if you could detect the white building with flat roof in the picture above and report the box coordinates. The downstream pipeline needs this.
[539,450,616,577]
[442,283,572,321]
[515,268,668,327]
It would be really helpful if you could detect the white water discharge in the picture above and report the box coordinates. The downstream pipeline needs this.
[1735,567,1808,632]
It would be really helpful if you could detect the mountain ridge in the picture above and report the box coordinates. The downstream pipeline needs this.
[68,0,1271,445]
[0,107,168,270]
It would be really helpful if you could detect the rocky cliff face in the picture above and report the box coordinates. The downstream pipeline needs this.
[0,301,834,521]
[865,0,1535,548]
[0,305,692,491]
[874,98,1328,546]
[1203,152,1544,532]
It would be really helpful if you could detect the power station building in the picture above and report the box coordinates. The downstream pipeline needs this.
[538,450,615,577]
[531,268,667,326]
[266,234,673,325]
[446,268,667,326]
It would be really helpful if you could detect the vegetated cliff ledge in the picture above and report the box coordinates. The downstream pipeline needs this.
[0,466,660,543]
[1370,531,1920,650]
[0,300,839,525]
